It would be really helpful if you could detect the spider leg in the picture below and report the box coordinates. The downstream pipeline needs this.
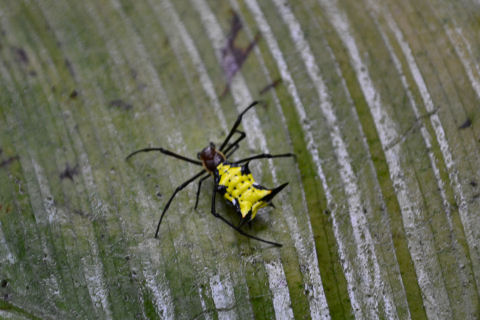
[225,144,239,159]
[194,173,211,210]
[234,153,295,164]
[223,130,245,155]
[126,147,202,166]
[155,170,205,238]
[210,182,282,247]
[220,101,259,151]
[220,130,247,154]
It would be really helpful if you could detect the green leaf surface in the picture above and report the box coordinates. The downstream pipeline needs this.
[1,0,479,319]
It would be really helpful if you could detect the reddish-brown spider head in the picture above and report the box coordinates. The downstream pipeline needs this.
[197,142,226,173]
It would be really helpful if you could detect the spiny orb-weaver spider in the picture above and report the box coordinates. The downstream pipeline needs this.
[126,101,294,247]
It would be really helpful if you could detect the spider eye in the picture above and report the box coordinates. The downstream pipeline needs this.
[197,152,201,160]
[209,142,215,149]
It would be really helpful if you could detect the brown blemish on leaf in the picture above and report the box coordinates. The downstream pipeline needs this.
[259,78,282,95]
[65,58,75,78]
[385,108,439,150]
[459,118,472,129]
[109,99,133,111]
[0,156,19,168]
[220,11,260,98]
[12,47,28,65]
[60,163,79,181]
[73,209,86,217]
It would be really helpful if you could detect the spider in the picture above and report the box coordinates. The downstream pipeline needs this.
[126,101,294,247]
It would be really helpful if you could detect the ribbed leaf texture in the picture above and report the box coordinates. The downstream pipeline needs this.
[0,0,479,319]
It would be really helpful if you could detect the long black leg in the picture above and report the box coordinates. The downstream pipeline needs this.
[126,147,202,166]
[226,144,239,159]
[194,174,211,210]
[234,153,295,164]
[210,182,282,247]
[155,170,205,238]
[220,101,259,151]
[223,130,245,155]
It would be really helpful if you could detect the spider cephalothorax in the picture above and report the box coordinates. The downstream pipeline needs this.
[197,142,226,173]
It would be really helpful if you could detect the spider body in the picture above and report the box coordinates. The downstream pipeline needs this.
[127,101,294,247]
[217,162,269,220]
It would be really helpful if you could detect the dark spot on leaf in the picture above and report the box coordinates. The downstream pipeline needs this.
[73,209,85,216]
[259,78,282,95]
[60,163,79,181]
[459,118,472,129]
[220,10,260,98]
[109,99,132,111]
[70,90,78,99]
[12,47,28,64]
[0,155,19,168]
[65,58,75,77]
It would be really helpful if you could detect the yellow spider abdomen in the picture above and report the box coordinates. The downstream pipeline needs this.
[216,163,271,219]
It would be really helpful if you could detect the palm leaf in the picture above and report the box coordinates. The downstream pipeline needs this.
[1,0,479,319]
